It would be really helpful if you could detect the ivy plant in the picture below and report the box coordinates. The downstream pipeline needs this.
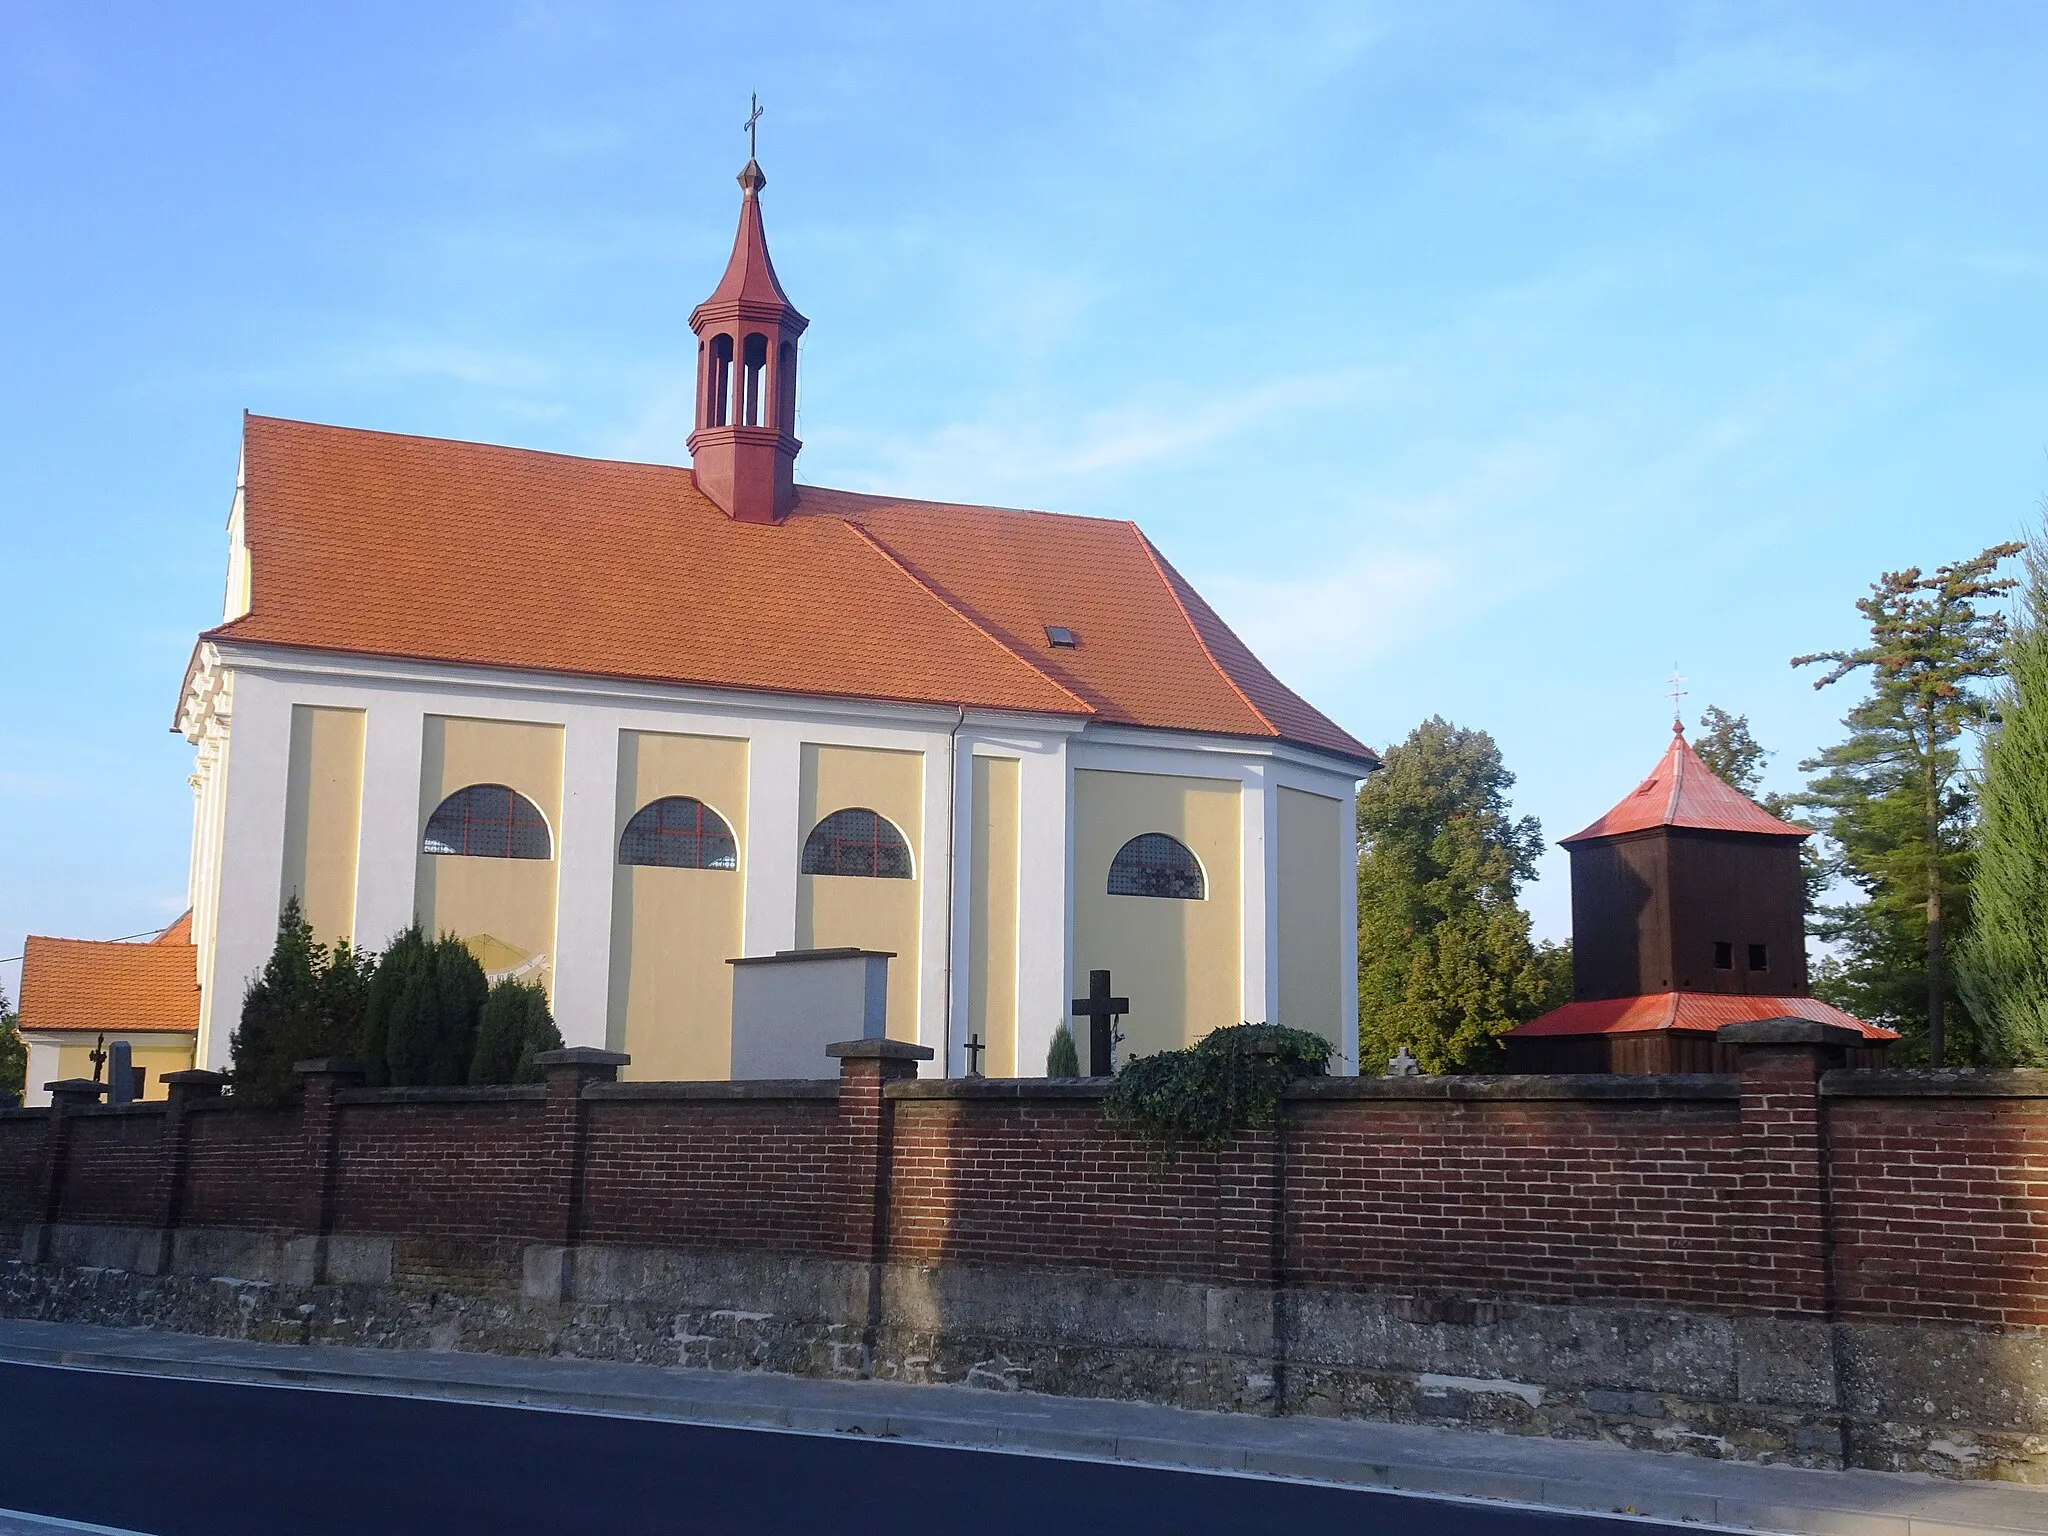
[1104,1022,1331,1152]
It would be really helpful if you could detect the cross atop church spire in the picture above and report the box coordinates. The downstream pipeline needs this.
[687,134,809,524]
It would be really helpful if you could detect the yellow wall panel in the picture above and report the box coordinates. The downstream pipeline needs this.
[608,730,748,1080]
[795,743,923,1042]
[280,706,365,949]
[415,716,563,997]
[1073,769,1241,1058]
[1277,787,1345,1051]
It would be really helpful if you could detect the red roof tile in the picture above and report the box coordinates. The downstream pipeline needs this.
[18,928,201,1037]
[1562,726,1808,844]
[203,416,1375,766]
[1509,991,1894,1041]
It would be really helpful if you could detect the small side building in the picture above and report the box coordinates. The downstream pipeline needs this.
[1505,726,1895,1073]
[15,913,200,1105]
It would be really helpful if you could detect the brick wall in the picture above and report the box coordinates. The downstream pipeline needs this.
[1828,1077,2048,1327]
[180,1105,302,1230]
[578,1088,842,1254]
[58,1109,170,1227]
[11,1049,2048,1338]
[330,1092,551,1242]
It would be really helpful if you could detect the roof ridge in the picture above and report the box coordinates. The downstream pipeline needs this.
[1131,527,1278,738]
[839,522,1095,715]
[1664,734,1687,825]
[246,414,694,476]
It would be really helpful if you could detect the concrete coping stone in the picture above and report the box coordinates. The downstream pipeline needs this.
[293,1058,364,1076]
[1287,1074,1741,1103]
[0,1106,51,1120]
[826,1039,934,1061]
[59,1101,172,1118]
[1824,1068,2048,1098]
[729,947,896,966]
[335,1085,548,1106]
[585,1080,838,1102]
[889,1077,1113,1101]
[533,1048,631,1068]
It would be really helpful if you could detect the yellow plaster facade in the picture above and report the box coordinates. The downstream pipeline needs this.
[280,705,366,949]
[1073,768,1241,1058]
[415,715,564,995]
[1276,786,1346,1051]
[795,743,923,1042]
[607,730,748,1080]
[52,1038,194,1101]
[966,756,1021,1076]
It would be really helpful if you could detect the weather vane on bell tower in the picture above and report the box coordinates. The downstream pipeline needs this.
[744,92,763,161]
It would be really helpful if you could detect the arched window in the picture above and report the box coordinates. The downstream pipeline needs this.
[707,334,734,427]
[801,808,913,879]
[1107,833,1204,899]
[776,340,796,429]
[619,796,738,870]
[423,784,551,859]
[740,333,768,426]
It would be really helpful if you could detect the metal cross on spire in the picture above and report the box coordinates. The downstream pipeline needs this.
[1666,666,1689,731]
[744,93,764,160]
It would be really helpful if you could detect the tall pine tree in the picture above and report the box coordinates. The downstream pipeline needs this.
[1793,544,2020,1065]
[1356,718,1566,1074]
[1959,528,2048,1063]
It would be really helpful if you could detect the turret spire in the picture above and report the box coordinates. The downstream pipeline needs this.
[687,130,808,524]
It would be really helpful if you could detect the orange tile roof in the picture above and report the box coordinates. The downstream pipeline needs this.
[202,416,1374,767]
[18,924,201,1037]
[1562,726,1808,844]
[1509,991,1895,1041]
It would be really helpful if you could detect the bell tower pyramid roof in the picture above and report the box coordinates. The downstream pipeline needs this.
[1561,723,1810,845]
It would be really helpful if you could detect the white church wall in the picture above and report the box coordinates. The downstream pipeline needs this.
[194,643,1089,1079]
[199,666,294,1070]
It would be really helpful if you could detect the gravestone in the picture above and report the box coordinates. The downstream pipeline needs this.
[728,948,892,1079]
[107,1040,136,1105]
[1071,969,1129,1077]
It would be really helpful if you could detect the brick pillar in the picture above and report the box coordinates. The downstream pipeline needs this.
[1219,1070,1289,1413]
[293,1058,364,1238]
[141,1069,227,1275]
[830,1038,932,1374]
[522,1048,628,1303]
[1719,1018,1859,1313]
[22,1079,106,1263]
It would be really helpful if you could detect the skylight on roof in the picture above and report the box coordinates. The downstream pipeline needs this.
[1045,625,1078,649]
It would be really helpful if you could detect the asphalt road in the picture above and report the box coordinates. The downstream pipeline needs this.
[0,1361,1683,1536]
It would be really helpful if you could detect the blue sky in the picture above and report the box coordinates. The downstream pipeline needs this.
[4,1,2044,998]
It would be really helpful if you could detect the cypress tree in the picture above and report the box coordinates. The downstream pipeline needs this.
[379,931,488,1087]
[1960,533,2048,1063]
[469,977,562,1084]
[230,898,324,1108]
[1045,1023,1080,1077]
[360,923,427,1088]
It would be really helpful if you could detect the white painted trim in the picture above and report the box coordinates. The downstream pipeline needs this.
[1237,763,1281,1027]
[22,1039,60,1108]
[353,698,425,955]
[552,718,620,1048]
[741,720,801,958]
[1340,782,1361,1076]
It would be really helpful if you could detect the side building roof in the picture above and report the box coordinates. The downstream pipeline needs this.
[198,416,1376,769]
[18,917,201,1037]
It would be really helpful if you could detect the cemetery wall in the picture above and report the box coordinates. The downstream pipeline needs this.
[10,1041,2048,1480]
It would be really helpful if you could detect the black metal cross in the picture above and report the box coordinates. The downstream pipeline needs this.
[744,93,763,160]
[1071,969,1128,1077]
[963,1032,986,1078]
[89,1033,107,1083]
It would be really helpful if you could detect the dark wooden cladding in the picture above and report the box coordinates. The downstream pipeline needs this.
[1570,827,1808,1002]
[1505,1034,1891,1074]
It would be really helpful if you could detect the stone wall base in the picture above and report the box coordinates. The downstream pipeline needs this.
[7,1226,2048,1482]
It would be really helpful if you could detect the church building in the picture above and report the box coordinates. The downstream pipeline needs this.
[170,156,1377,1084]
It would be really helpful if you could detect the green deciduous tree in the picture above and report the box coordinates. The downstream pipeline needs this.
[230,898,373,1107]
[365,925,489,1087]
[1959,528,2048,1064]
[1356,717,1561,1074]
[469,977,563,1084]
[1793,543,2022,1066]
[1,984,25,1101]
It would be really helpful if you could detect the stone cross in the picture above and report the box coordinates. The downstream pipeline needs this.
[1071,969,1129,1077]
[1386,1045,1422,1078]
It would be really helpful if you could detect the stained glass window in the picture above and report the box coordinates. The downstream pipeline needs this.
[619,796,738,870]
[423,784,551,860]
[800,808,913,879]
[1107,833,1204,899]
